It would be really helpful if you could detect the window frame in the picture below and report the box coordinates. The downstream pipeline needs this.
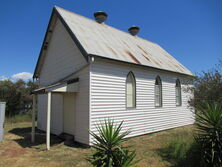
[154,76,162,107]
[126,72,136,109]
[175,79,182,106]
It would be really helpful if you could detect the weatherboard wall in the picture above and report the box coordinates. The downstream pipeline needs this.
[37,17,90,144]
[89,59,194,143]
[72,66,90,144]
[37,66,90,144]
[38,19,87,86]
[37,93,63,135]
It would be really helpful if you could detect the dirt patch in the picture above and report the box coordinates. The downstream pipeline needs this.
[1,147,26,157]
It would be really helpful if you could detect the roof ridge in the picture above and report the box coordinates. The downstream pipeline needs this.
[53,6,193,76]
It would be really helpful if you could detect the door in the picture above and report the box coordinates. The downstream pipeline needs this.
[63,93,75,135]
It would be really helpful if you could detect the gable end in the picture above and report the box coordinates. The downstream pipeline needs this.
[33,7,88,78]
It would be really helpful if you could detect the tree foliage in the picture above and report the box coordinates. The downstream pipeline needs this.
[0,79,37,117]
[189,60,222,109]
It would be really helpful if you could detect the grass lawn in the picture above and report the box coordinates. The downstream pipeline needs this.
[0,121,194,167]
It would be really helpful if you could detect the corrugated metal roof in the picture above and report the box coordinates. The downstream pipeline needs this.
[55,7,193,76]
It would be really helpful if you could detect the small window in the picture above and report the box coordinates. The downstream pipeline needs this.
[126,72,136,108]
[176,79,182,106]
[155,76,162,107]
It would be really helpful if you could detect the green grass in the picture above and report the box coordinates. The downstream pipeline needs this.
[159,134,194,166]
[0,120,195,167]
[124,126,194,167]
[5,112,32,123]
[164,138,191,160]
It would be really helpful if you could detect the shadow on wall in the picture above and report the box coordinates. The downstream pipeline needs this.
[8,127,87,149]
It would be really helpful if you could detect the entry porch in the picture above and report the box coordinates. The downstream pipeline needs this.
[31,78,79,150]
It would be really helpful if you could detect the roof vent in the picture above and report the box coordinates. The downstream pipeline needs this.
[94,11,108,23]
[128,26,140,36]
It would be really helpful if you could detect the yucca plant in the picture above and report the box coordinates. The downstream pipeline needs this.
[115,149,140,167]
[88,119,140,167]
[195,103,222,167]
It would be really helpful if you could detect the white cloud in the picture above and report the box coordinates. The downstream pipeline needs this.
[0,76,9,81]
[11,72,33,81]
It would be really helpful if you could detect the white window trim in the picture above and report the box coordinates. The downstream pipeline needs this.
[176,79,182,106]
[155,76,162,107]
[126,72,136,109]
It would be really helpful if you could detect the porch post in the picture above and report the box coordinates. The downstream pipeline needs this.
[46,91,52,150]
[31,94,36,143]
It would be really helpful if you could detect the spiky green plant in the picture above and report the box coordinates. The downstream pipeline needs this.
[115,149,140,167]
[88,119,140,167]
[195,103,222,167]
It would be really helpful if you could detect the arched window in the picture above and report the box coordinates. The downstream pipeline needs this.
[175,79,182,106]
[126,72,136,108]
[155,76,162,107]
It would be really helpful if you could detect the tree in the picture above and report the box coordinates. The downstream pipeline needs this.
[0,79,37,117]
[189,60,222,109]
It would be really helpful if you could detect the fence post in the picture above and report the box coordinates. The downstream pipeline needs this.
[0,102,6,142]
[31,95,36,143]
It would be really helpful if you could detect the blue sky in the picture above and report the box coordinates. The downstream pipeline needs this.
[0,0,221,80]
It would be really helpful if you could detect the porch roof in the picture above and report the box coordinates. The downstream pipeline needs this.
[32,78,79,94]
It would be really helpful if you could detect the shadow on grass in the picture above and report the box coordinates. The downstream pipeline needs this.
[157,148,185,167]
[8,127,88,149]
[157,141,201,167]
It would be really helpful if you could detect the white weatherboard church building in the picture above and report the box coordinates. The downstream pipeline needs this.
[32,6,194,149]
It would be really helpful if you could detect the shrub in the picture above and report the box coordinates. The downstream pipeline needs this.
[195,103,222,167]
[88,119,140,167]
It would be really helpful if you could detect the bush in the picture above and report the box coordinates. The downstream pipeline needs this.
[188,60,222,110]
[88,119,140,167]
[195,103,222,167]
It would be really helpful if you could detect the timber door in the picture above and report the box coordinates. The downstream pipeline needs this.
[63,93,75,135]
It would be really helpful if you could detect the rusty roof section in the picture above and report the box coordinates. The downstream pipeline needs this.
[54,6,193,76]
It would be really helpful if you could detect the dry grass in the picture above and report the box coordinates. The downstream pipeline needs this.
[0,122,193,167]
